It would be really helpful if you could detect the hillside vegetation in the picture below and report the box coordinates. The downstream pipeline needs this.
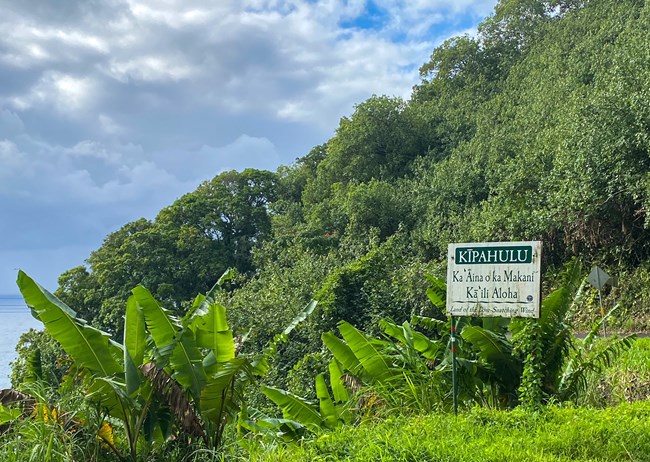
[5,1,650,460]
[39,0,650,359]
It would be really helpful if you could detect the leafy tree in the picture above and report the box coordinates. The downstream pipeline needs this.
[51,169,277,337]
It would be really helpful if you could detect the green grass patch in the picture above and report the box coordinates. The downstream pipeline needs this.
[245,401,650,462]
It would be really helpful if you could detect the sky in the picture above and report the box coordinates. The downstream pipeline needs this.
[0,0,498,295]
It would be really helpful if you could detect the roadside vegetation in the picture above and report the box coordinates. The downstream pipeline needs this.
[3,0,650,460]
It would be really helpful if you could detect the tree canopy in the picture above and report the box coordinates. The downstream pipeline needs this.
[29,0,650,390]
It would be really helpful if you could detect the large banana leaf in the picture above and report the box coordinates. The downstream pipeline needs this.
[338,321,395,382]
[559,306,636,400]
[322,331,362,374]
[280,300,318,336]
[411,315,447,336]
[380,320,444,360]
[125,296,146,366]
[124,296,146,396]
[315,373,338,429]
[133,286,206,402]
[328,359,349,403]
[461,325,514,366]
[200,357,254,424]
[182,269,234,323]
[171,329,207,402]
[132,285,179,347]
[17,271,123,377]
[261,386,323,432]
[461,325,520,387]
[239,408,306,442]
[189,301,235,363]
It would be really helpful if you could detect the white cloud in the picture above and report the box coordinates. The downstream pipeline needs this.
[204,134,282,171]
[98,114,125,135]
[0,0,499,293]
[104,56,196,82]
[8,72,96,112]
[0,140,26,169]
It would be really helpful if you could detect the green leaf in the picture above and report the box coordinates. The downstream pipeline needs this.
[0,404,21,425]
[261,386,323,432]
[315,373,338,429]
[411,316,447,335]
[190,302,235,362]
[380,320,444,360]
[328,359,349,403]
[425,275,447,310]
[125,296,146,366]
[240,408,306,441]
[201,357,254,424]
[25,349,42,383]
[132,285,179,348]
[170,329,207,403]
[17,271,123,377]
[462,325,513,365]
[215,268,235,290]
[322,331,361,374]
[87,376,135,422]
[461,325,520,387]
[338,321,395,382]
[124,296,146,396]
[133,286,206,402]
[281,300,317,336]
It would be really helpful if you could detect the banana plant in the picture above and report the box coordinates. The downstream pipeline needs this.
[253,359,352,439]
[322,321,399,384]
[111,281,316,450]
[18,270,156,462]
[321,319,458,413]
[17,270,317,458]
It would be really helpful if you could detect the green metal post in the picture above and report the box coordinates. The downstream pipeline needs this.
[598,288,607,337]
[451,317,458,415]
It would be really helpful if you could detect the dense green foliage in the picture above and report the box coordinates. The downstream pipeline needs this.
[7,0,650,459]
[29,0,649,366]
[2,338,648,461]
[9,271,316,461]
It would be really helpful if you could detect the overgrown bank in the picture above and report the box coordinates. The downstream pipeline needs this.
[244,401,650,462]
[5,0,650,460]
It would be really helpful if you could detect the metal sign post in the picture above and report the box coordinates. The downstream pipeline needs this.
[450,317,458,415]
[446,241,543,414]
[588,266,612,337]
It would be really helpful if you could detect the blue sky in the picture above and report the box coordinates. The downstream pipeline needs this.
[0,0,498,295]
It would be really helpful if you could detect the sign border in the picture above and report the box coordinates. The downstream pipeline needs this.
[446,241,542,318]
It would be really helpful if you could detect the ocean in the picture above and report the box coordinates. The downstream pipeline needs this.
[0,299,42,389]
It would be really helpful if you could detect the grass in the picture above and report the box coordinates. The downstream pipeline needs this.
[244,401,650,461]
[242,338,650,462]
[595,337,650,405]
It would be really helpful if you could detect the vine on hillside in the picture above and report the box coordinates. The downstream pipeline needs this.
[513,319,545,409]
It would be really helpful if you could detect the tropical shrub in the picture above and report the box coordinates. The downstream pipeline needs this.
[15,270,316,461]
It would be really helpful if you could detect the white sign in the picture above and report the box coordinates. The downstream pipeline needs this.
[446,241,542,318]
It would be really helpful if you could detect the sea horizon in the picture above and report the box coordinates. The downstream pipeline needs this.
[0,296,41,389]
